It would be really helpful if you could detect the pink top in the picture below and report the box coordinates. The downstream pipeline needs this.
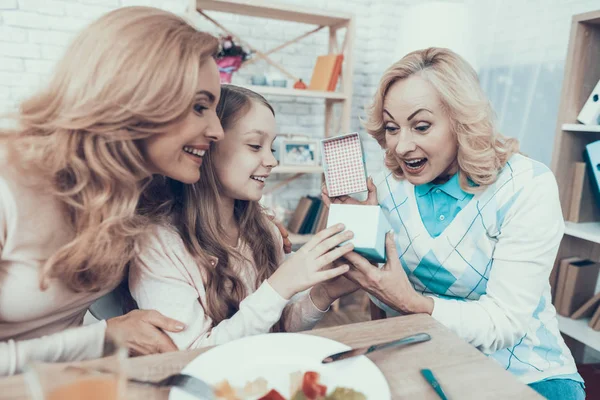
[129,224,326,349]
[0,147,110,376]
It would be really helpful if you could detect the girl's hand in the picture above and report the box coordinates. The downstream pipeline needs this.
[106,310,185,356]
[268,224,355,299]
[321,176,378,208]
[310,260,361,311]
[344,231,434,315]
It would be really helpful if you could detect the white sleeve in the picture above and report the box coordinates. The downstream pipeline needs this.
[282,289,328,332]
[129,232,291,350]
[0,322,107,376]
[429,171,564,354]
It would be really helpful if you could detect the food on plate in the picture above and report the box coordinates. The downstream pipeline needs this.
[259,389,286,400]
[325,388,366,400]
[214,371,365,400]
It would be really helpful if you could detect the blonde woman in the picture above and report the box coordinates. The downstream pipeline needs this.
[130,85,357,349]
[323,48,584,399]
[0,6,225,376]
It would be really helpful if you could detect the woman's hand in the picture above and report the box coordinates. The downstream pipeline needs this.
[268,224,355,300]
[267,213,293,254]
[321,176,378,208]
[106,310,185,356]
[309,259,361,311]
[344,231,434,315]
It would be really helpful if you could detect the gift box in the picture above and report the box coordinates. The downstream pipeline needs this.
[326,204,392,263]
[321,132,368,197]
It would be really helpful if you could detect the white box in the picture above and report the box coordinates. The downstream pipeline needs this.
[577,78,600,126]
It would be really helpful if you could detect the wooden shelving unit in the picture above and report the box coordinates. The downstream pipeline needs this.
[189,0,355,247]
[551,10,600,352]
[272,165,323,174]
[238,85,348,101]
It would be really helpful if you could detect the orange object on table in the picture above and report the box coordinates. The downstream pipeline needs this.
[46,377,119,400]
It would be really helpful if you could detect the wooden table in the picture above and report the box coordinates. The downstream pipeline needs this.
[1,314,541,399]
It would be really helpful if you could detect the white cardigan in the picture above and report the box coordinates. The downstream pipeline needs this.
[129,225,326,350]
[372,154,581,384]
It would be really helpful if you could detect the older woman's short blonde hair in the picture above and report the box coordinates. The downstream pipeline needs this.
[364,47,519,192]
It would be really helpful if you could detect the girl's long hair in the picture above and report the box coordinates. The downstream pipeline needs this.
[4,6,218,291]
[142,85,282,327]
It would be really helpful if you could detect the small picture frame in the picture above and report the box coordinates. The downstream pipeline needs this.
[280,138,320,166]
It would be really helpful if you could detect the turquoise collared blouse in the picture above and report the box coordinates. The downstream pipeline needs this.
[414,173,474,238]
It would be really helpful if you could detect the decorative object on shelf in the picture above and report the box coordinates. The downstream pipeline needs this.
[216,35,251,83]
[271,79,287,88]
[293,79,307,90]
[326,204,392,263]
[308,54,343,91]
[280,138,320,166]
[250,75,267,86]
[321,132,368,197]
[577,78,600,125]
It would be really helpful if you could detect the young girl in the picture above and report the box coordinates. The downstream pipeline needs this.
[129,85,358,349]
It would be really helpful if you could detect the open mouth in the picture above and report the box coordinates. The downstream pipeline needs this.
[250,175,267,183]
[403,158,427,171]
[183,146,206,159]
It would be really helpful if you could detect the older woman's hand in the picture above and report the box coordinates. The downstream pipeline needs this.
[343,231,434,315]
[267,213,293,254]
[321,176,378,208]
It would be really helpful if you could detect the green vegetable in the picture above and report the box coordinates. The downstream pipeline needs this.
[291,391,308,400]
[325,387,366,400]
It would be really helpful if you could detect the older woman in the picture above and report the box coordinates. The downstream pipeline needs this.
[323,48,584,400]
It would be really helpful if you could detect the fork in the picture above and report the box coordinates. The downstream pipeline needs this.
[128,373,215,399]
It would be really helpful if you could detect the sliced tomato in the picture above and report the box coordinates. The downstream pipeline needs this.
[302,371,327,399]
[258,389,286,400]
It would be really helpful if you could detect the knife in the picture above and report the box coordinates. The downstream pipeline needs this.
[321,332,431,364]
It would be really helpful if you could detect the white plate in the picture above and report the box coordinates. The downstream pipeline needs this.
[169,333,391,400]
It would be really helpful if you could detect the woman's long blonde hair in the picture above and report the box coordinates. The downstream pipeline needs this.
[141,86,281,327]
[364,47,519,191]
[4,6,218,292]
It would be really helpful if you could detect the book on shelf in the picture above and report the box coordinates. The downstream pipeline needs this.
[590,304,600,331]
[554,256,581,306]
[567,162,600,222]
[287,197,313,234]
[287,196,329,236]
[556,259,600,317]
[571,292,600,319]
[298,196,321,235]
[308,54,343,92]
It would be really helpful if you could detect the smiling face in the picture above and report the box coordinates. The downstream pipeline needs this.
[211,101,278,201]
[141,59,224,184]
[383,74,458,186]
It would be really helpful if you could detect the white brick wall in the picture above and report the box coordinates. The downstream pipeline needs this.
[1,0,598,214]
